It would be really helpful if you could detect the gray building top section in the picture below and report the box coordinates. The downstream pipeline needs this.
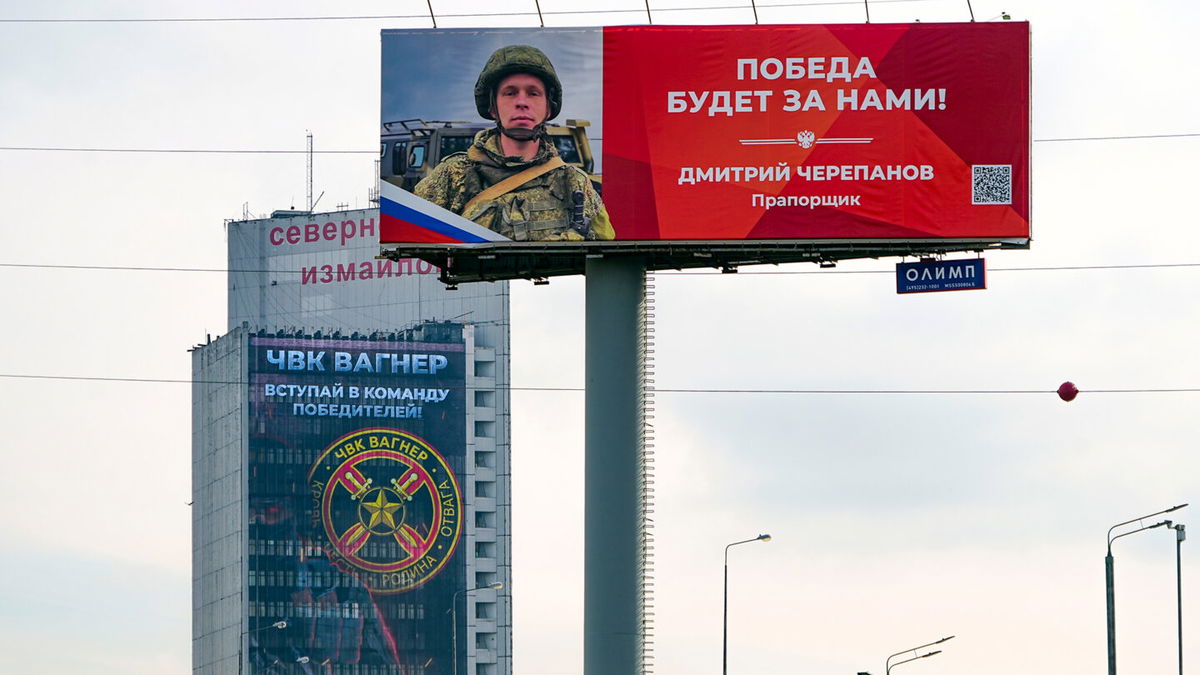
[227,207,508,350]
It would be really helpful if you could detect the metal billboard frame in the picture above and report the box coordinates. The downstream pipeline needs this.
[379,237,1028,285]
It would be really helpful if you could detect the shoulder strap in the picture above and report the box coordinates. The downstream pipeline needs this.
[464,156,566,214]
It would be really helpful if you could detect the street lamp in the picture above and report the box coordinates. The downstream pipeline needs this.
[1106,503,1187,675]
[723,533,771,675]
[884,635,954,675]
[450,582,504,675]
[1174,523,1186,675]
[239,620,288,675]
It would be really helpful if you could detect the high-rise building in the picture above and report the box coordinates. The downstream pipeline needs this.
[193,209,511,674]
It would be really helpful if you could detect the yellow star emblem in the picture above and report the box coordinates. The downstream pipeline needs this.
[362,489,402,531]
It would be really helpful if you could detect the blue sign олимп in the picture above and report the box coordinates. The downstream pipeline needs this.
[896,258,986,294]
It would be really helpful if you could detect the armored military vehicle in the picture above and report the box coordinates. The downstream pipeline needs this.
[380,118,602,193]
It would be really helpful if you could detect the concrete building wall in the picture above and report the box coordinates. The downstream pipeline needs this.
[191,329,249,674]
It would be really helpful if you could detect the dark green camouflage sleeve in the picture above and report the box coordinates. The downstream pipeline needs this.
[413,155,474,215]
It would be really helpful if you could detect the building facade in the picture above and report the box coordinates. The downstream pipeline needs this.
[193,209,511,674]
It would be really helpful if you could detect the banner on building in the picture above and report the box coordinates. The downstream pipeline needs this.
[246,334,466,671]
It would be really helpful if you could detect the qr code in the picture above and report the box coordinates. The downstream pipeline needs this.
[972,164,1012,205]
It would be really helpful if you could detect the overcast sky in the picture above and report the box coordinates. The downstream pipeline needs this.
[1,0,1198,673]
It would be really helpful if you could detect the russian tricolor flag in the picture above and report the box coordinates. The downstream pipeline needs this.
[379,181,513,244]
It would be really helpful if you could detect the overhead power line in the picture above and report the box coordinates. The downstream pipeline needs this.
[2,261,1199,275]
[0,262,229,272]
[0,133,1196,156]
[2,373,1197,395]
[0,0,927,23]
[0,146,371,154]
[1034,133,1200,143]
[686,262,1200,275]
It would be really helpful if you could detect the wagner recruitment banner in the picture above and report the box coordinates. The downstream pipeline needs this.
[380,23,1029,246]
[246,335,466,671]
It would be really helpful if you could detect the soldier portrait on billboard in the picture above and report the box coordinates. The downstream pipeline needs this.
[410,45,614,242]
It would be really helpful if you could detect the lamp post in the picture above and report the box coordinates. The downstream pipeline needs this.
[887,651,941,673]
[1175,523,1186,675]
[1106,503,1188,675]
[450,582,503,675]
[884,635,954,675]
[723,533,771,675]
[239,620,287,675]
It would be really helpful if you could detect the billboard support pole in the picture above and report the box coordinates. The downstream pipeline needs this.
[585,256,647,675]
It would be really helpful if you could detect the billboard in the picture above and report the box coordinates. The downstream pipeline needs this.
[245,333,467,671]
[379,23,1030,281]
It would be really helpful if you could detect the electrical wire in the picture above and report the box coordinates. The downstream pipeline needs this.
[679,262,1200,275]
[1,132,1197,155]
[1034,133,1200,143]
[0,0,929,23]
[2,261,1199,275]
[1,132,1196,156]
[2,372,1197,395]
[0,263,226,272]
[0,146,371,154]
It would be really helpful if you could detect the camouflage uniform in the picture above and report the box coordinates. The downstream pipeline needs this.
[413,44,614,242]
[414,127,613,242]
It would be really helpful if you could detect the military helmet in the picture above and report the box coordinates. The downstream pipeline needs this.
[474,45,562,122]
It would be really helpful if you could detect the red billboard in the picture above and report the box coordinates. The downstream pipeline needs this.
[604,23,1030,241]
[379,23,1029,279]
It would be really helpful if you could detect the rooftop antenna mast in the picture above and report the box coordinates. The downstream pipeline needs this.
[306,131,314,212]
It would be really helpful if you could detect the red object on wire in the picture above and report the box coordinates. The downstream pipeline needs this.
[1057,381,1079,402]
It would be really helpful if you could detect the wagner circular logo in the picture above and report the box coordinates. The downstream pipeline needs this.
[307,428,461,594]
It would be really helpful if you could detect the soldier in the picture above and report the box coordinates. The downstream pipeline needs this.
[414,45,615,242]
